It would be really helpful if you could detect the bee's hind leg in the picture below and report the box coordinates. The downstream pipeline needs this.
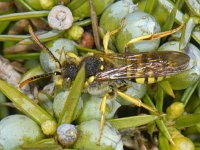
[97,93,109,145]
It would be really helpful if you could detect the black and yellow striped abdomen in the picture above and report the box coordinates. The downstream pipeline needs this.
[130,52,168,84]
[95,51,190,84]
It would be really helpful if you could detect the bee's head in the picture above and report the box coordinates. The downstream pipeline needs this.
[62,61,78,81]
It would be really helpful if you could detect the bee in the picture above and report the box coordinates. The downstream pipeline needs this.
[19,25,190,91]
[19,50,190,90]
[19,25,190,145]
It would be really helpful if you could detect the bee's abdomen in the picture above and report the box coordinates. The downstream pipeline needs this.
[131,52,167,84]
[95,51,189,84]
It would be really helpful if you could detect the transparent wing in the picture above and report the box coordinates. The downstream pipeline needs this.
[95,51,190,81]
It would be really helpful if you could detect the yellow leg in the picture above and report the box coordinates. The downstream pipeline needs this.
[58,47,65,63]
[125,24,184,48]
[116,90,159,115]
[97,93,108,145]
[103,19,125,53]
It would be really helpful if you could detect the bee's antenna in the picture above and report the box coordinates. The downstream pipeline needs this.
[28,25,62,69]
[19,71,61,88]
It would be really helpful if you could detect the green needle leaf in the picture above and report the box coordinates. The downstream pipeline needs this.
[0,11,49,22]
[175,113,200,129]
[184,0,200,16]
[0,80,55,125]
[109,115,158,130]
[154,86,164,112]
[0,35,30,41]
[67,0,86,11]
[144,0,156,14]
[143,94,174,145]
[161,0,180,43]
[19,30,63,44]
[59,64,85,125]
[4,53,40,60]
[159,132,170,150]
[158,0,200,45]
[156,119,174,145]
[159,81,175,98]
[181,79,200,106]
[179,17,197,49]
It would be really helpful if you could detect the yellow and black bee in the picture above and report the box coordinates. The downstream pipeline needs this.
[18,25,190,145]
[19,50,190,89]
[19,25,190,91]
[94,51,190,84]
